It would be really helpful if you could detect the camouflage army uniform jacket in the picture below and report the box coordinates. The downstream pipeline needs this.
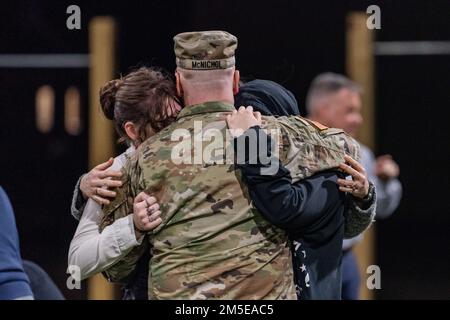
[100,101,360,300]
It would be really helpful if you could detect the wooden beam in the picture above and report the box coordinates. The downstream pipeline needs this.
[346,11,376,300]
[87,16,117,300]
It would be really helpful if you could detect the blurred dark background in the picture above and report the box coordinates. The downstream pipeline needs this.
[0,0,449,299]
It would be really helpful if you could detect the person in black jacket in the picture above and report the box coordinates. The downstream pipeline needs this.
[227,80,376,299]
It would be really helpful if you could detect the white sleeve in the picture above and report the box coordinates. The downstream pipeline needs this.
[372,177,402,219]
[67,198,142,281]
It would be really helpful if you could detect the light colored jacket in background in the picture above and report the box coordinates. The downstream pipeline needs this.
[343,143,403,250]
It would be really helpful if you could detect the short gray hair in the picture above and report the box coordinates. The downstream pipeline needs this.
[305,72,362,115]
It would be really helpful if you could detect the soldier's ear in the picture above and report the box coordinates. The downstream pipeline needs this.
[175,71,183,97]
[233,69,240,95]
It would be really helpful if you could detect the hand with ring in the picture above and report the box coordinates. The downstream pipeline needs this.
[79,157,123,205]
[132,192,162,237]
[337,155,370,199]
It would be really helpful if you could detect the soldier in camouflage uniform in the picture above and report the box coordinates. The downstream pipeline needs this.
[100,31,361,300]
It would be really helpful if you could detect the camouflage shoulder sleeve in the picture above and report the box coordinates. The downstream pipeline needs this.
[99,153,141,231]
[344,182,377,238]
[100,154,147,282]
[264,115,360,182]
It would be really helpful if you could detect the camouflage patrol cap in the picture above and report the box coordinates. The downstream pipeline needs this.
[173,30,237,70]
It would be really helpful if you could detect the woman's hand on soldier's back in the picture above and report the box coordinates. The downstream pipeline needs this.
[79,158,123,205]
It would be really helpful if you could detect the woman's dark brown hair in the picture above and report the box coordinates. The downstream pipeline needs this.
[99,67,179,144]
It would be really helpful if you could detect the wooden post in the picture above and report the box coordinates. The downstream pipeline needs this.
[87,16,117,300]
[346,11,376,300]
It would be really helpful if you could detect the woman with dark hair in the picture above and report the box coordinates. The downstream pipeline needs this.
[68,67,181,299]
[72,67,181,209]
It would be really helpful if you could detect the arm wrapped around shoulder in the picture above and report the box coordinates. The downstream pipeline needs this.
[262,115,360,183]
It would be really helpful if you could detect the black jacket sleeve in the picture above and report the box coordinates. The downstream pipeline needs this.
[234,126,346,236]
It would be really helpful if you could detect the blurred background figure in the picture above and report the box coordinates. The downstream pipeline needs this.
[0,186,64,300]
[22,261,65,300]
[306,73,403,299]
[0,186,33,300]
